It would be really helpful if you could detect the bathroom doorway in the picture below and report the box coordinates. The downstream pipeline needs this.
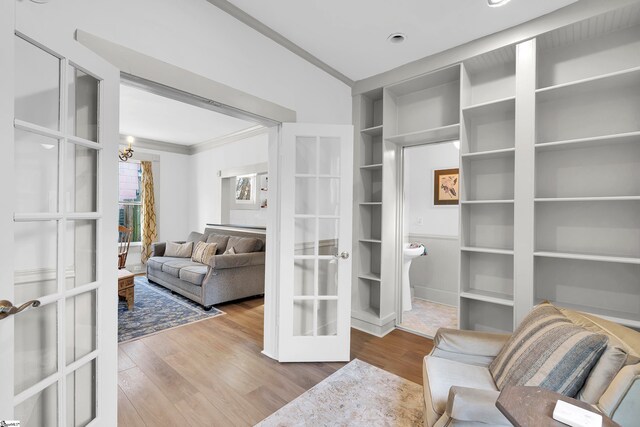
[398,141,460,337]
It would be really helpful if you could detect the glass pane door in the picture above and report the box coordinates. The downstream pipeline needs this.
[11,33,102,427]
[279,124,353,362]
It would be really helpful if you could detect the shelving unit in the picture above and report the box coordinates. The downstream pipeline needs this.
[349,4,640,336]
[532,14,640,329]
[352,88,386,333]
[459,45,517,332]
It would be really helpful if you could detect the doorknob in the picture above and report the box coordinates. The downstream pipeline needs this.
[0,299,41,320]
[334,251,350,260]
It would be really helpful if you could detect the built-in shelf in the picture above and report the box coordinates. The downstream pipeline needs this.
[536,65,640,101]
[386,124,460,146]
[360,163,383,170]
[460,290,514,307]
[535,130,640,152]
[462,96,515,117]
[351,308,382,325]
[358,272,381,282]
[360,202,382,206]
[461,147,515,160]
[361,125,383,136]
[359,238,382,244]
[537,300,640,330]
[461,247,514,256]
[534,251,640,265]
[461,199,514,205]
[535,196,640,202]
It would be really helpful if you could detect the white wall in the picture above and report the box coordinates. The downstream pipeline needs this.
[15,0,352,125]
[403,141,460,307]
[403,141,460,237]
[189,132,269,231]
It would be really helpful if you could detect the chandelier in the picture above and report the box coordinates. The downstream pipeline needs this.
[119,136,135,162]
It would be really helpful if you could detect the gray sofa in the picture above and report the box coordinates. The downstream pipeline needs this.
[146,227,265,309]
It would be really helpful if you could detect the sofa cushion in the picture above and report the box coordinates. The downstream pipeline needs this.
[147,256,183,271]
[206,234,230,254]
[180,265,209,286]
[161,259,203,277]
[186,231,207,242]
[165,241,193,258]
[489,303,609,397]
[425,356,497,418]
[226,236,260,254]
[191,242,217,265]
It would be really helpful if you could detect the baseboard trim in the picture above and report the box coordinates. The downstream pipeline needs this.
[413,286,458,307]
[351,317,395,338]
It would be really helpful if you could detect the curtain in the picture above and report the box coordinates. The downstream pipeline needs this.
[140,161,157,264]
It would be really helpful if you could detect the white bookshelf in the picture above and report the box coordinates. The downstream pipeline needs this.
[349,4,640,335]
[532,14,640,329]
[459,45,516,332]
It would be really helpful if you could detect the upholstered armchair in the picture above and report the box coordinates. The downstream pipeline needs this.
[423,306,640,427]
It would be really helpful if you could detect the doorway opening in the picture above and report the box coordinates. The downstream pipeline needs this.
[398,140,460,337]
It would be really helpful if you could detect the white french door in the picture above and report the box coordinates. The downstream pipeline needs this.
[0,2,119,425]
[278,123,354,362]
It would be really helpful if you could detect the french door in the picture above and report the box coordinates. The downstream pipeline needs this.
[0,2,119,425]
[278,123,354,362]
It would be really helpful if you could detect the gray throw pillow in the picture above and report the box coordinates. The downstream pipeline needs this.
[226,236,259,254]
[206,234,230,254]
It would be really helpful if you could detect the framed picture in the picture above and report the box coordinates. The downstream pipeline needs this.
[434,168,459,205]
[235,174,256,204]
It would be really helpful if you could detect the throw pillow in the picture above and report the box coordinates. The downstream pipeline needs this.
[224,246,236,255]
[206,234,230,254]
[226,236,259,254]
[165,241,193,258]
[489,303,608,397]
[191,241,217,265]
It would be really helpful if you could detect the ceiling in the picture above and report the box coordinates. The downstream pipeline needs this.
[225,0,579,81]
[119,84,259,146]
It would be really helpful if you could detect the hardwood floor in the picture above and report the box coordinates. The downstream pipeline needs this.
[118,297,434,426]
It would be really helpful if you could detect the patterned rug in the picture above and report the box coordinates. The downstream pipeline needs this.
[118,276,224,342]
[400,298,458,338]
[256,359,424,427]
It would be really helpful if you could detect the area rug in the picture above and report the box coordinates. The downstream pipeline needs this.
[256,359,424,427]
[118,276,224,342]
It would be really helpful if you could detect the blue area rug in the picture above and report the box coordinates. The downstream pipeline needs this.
[118,276,224,342]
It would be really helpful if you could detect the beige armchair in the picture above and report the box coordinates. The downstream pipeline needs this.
[423,307,640,427]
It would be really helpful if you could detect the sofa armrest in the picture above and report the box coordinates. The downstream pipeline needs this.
[150,242,166,257]
[445,386,510,425]
[433,328,511,358]
[208,252,265,270]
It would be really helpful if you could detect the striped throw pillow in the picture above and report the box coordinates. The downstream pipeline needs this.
[489,303,608,397]
[191,241,217,265]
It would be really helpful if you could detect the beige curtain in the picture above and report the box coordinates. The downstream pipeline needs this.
[140,161,157,264]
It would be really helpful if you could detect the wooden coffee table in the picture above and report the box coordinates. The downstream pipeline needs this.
[496,386,620,427]
[118,269,136,310]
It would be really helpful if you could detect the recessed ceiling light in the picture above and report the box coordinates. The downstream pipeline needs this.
[488,0,512,7]
[387,33,407,44]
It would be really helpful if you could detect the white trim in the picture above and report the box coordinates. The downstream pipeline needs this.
[190,125,268,154]
[204,0,354,87]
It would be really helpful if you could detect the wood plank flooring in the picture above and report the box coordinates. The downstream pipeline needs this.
[118,297,433,426]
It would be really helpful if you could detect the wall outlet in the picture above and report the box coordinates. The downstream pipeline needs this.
[417,217,423,226]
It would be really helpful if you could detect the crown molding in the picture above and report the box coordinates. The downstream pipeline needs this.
[205,0,354,87]
[190,125,268,154]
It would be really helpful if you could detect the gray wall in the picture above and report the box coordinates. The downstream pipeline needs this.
[408,234,459,307]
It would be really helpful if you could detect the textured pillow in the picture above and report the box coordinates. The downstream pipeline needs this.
[191,241,217,265]
[206,234,230,254]
[165,241,193,258]
[226,236,259,254]
[224,246,236,255]
[489,304,608,397]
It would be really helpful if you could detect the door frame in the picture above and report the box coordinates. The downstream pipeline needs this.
[390,138,461,334]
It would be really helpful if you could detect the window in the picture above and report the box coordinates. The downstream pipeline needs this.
[118,161,142,243]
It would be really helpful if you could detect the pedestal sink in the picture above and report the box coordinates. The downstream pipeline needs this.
[403,243,425,312]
